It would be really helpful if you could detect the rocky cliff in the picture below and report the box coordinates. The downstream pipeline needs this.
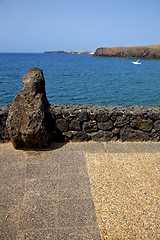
[93,45,160,59]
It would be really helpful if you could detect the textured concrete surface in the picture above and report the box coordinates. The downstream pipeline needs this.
[0,141,160,239]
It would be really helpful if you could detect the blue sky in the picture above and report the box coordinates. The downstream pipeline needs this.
[0,0,160,52]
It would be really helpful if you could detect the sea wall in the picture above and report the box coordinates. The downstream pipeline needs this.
[0,105,11,142]
[1,103,160,143]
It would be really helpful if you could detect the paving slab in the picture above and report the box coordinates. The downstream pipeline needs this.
[0,142,101,240]
[0,141,160,239]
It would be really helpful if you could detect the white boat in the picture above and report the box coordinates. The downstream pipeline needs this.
[132,59,141,64]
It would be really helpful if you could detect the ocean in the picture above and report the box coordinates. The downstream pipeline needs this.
[0,53,160,106]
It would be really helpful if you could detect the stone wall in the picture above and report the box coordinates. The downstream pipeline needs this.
[1,103,160,143]
[0,105,10,142]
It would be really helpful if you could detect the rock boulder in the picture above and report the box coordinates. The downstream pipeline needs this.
[7,68,51,149]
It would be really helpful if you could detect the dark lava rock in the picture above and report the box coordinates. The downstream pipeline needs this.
[54,110,62,119]
[150,131,160,141]
[69,119,81,131]
[114,115,130,128]
[130,116,153,132]
[89,130,112,142]
[120,126,149,141]
[72,131,89,141]
[154,120,160,131]
[89,111,97,120]
[96,111,110,122]
[6,68,51,149]
[62,131,73,139]
[83,121,98,133]
[111,128,120,140]
[77,110,88,122]
[0,105,11,142]
[55,119,68,132]
[98,120,113,130]
[62,110,76,121]
[147,112,160,120]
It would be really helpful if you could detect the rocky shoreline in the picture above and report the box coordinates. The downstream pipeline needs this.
[93,45,160,59]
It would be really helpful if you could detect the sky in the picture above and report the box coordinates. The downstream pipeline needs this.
[0,0,160,52]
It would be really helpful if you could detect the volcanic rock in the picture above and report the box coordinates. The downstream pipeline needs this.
[120,126,149,141]
[69,119,81,131]
[114,115,130,128]
[55,119,68,132]
[130,116,153,132]
[83,121,98,133]
[154,120,160,131]
[6,68,51,149]
[98,120,113,130]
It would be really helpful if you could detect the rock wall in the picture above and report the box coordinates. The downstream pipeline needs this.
[93,45,160,59]
[1,103,160,143]
[0,105,10,142]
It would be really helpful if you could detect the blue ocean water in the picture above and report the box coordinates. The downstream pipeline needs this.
[0,53,160,106]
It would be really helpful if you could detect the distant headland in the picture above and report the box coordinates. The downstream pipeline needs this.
[93,45,160,59]
[44,50,95,55]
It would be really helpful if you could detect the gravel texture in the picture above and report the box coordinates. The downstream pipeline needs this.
[85,151,160,239]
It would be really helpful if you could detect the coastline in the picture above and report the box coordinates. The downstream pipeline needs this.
[93,44,160,59]
[44,50,95,55]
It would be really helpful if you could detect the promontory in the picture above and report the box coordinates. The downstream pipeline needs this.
[44,50,95,55]
[93,45,160,59]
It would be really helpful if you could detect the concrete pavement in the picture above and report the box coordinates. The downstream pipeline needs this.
[0,141,160,239]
